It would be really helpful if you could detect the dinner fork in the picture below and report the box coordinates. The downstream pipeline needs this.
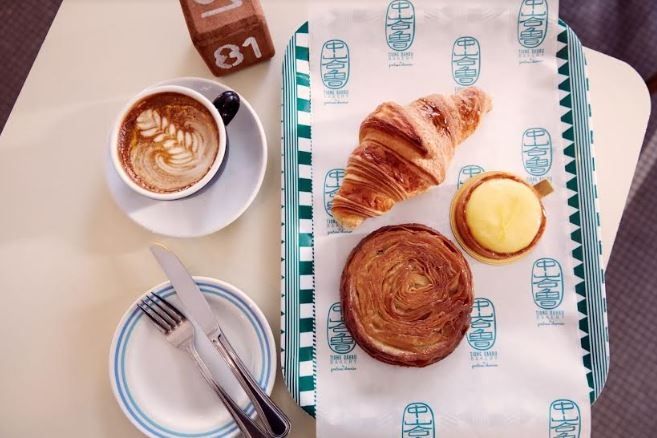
[137,292,269,438]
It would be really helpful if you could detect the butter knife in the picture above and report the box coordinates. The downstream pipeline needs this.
[150,245,291,438]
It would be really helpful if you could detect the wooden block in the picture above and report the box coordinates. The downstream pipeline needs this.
[179,0,275,76]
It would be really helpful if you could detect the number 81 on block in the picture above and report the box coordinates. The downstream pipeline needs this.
[179,0,275,76]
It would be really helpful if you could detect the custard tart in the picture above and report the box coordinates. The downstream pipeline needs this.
[450,171,552,265]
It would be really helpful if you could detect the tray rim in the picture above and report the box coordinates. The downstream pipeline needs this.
[280,19,609,418]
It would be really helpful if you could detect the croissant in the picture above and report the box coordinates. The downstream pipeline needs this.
[332,87,492,229]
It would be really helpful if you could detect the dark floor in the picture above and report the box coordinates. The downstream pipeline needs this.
[0,1,655,436]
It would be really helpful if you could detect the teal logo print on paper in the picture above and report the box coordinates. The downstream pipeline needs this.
[323,169,350,234]
[326,302,355,354]
[549,399,581,438]
[518,0,548,48]
[533,258,565,327]
[327,302,357,372]
[320,39,349,89]
[452,37,481,86]
[467,297,496,351]
[532,258,563,310]
[522,128,552,177]
[401,402,435,438]
[385,1,415,52]
[457,165,484,188]
[323,168,345,217]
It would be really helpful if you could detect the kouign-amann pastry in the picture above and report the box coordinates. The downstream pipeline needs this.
[450,171,551,265]
[340,224,474,367]
[332,87,492,229]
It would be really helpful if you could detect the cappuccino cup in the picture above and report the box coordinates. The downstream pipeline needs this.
[110,85,238,200]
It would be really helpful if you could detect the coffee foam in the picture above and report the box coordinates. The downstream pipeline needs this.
[118,92,220,194]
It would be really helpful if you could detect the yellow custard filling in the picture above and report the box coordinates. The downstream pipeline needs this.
[464,178,542,253]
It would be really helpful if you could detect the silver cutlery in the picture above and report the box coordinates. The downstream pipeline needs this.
[137,292,269,438]
[150,245,291,438]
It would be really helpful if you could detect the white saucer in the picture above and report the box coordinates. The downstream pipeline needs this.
[109,277,276,438]
[105,77,267,237]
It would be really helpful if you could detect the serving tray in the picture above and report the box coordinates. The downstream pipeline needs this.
[280,20,608,417]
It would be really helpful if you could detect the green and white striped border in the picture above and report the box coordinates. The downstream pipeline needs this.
[556,19,609,403]
[280,21,609,416]
[281,22,316,417]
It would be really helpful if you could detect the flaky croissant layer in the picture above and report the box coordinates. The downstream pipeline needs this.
[333,87,492,229]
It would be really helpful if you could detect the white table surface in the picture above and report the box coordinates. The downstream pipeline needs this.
[0,1,650,437]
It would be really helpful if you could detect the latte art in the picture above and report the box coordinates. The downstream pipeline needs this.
[118,92,220,194]
[137,109,204,170]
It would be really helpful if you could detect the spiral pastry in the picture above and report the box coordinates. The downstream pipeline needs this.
[340,224,473,367]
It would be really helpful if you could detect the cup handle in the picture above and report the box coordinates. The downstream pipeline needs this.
[213,91,240,126]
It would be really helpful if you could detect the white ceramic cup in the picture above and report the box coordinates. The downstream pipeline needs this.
[110,85,227,201]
